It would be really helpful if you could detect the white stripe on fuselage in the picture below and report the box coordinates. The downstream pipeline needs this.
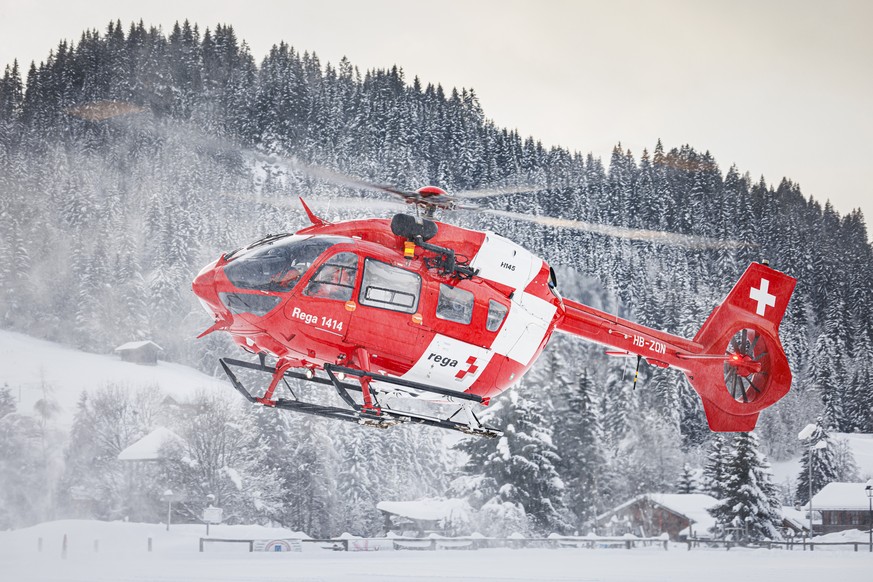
[491,292,556,366]
[399,233,556,393]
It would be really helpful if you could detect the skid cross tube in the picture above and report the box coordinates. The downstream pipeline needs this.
[218,358,501,437]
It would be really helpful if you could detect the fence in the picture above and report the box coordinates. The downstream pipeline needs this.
[686,538,873,552]
[199,536,669,552]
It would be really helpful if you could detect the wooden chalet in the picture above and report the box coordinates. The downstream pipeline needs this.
[114,340,163,365]
[804,482,873,535]
[595,494,720,540]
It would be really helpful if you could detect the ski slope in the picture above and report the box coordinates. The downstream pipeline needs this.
[0,329,224,427]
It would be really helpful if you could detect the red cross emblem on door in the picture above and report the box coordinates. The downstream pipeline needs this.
[455,356,479,380]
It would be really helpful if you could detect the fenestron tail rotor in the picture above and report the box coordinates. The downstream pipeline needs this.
[723,328,770,404]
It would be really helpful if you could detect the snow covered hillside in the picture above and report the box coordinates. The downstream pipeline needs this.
[0,329,224,426]
[770,432,873,488]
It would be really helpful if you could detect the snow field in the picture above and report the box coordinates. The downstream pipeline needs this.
[0,544,870,582]
[0,520,871,582]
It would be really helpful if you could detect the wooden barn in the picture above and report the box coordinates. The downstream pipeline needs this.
[114,340,163,365]
[804,482,873,535]
[595,494,720,540]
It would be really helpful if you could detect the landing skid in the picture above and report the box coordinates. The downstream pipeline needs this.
[219,357,501,438]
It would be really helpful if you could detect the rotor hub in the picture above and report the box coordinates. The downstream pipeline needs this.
[723,328,770,404]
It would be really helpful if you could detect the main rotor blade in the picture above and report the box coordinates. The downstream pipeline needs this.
[454,184,544,199]
[481,209,745,249]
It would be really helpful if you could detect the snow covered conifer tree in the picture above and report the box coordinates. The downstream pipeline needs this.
[677,464,699,494]
[454,387,570,536]
[554,369,604,529]
[708,432,783,541]
[702,433,729,499]
[794,423,839,505]
[0,382,15,418]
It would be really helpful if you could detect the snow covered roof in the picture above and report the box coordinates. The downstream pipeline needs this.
[118,427,182,461]
[597,493,720,533]
[114,340,163,352]
[781,506,809,531]
[803,482,873,511]
[376,498,471,522]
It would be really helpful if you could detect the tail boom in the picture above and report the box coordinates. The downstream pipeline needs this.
[556,262,797,431]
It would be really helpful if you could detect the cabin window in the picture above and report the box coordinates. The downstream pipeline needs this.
[359,259,421,313]
[304,252,358,301]
[436,284,474,325]
[486,300,508,332]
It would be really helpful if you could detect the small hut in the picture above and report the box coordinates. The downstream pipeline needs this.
[114,340,163,365]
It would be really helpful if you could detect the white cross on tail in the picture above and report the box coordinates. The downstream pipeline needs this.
[749,278,776,316]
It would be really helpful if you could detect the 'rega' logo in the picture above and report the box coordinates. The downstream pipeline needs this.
[428,352,459,368]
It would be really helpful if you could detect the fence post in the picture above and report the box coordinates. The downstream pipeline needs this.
[94,540,99,553]
[62,534,68,559]
[148,538,153,552]
[248,540,254,552]
[664,539,668,551]
[199,538,205,552]
[38,538,43,553]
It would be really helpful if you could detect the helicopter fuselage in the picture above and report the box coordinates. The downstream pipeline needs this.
[193,217,562,402]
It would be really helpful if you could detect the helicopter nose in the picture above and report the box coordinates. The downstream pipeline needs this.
[192,260,223,317]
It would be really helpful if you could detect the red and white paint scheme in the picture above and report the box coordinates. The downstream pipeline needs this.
[193,202,796,434]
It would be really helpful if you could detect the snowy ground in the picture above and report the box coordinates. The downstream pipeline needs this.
[0,329,224,427]
[0,520,870,582]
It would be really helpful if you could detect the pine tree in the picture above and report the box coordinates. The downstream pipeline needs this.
[677,464,699,494]
[794,423,839,505]
[554,370,605,529]
[702,434,729,499]
[454,388,570,535]
[0,383,15,418]
[708,432,783,541]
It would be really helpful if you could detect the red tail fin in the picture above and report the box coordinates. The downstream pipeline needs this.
[687,262,797,431]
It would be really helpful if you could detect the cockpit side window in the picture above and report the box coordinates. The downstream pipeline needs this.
[436,284,474,325]
[304,252,358,301]
[359,259,421,313]
[223,236,341,293]
[486,300,508,332]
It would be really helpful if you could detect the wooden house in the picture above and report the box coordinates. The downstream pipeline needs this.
[594,494,720,540]
[114,340,163,365]
[804,482,873,535]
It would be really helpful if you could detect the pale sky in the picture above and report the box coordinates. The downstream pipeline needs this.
[1,0,871,230]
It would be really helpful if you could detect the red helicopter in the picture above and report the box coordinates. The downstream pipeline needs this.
[192,182,796,438]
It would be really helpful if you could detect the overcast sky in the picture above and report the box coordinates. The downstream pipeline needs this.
[1,0,871,230]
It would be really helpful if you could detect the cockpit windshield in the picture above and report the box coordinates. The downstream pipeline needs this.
[223,235,349,293]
